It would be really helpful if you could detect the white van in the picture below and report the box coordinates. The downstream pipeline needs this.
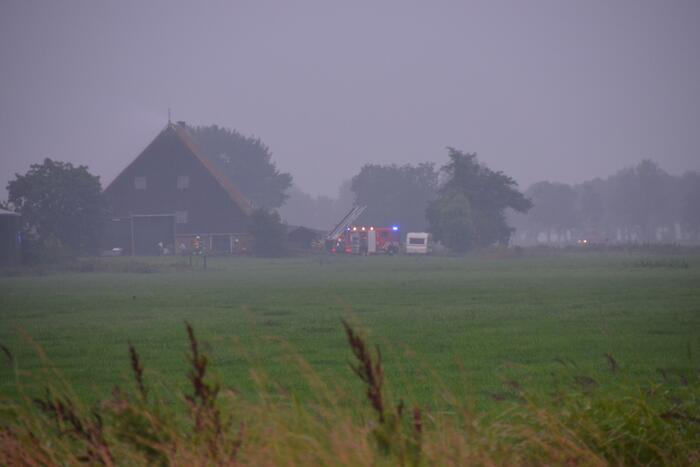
[405,232,430,254]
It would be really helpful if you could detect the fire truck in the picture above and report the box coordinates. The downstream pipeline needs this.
[331,225,401,255]
[325,206,401,255]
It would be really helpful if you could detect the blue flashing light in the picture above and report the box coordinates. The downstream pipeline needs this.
[392,226,399,231]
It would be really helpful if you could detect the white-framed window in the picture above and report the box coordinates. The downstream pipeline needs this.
[134,176,147,190]
[177,175,190,190]
[175,210,188,224]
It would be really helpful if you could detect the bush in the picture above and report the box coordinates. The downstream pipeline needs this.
[249,208,288,257]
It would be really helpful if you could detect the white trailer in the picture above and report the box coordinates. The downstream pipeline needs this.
[405,232,430,254]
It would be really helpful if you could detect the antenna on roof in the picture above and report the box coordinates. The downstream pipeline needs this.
[168,108,172,124]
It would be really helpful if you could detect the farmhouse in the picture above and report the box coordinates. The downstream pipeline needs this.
[103,122,253,255]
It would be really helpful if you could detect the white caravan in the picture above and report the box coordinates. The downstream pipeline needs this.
[405,232,430,254]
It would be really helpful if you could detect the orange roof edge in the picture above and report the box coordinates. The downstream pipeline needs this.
[172,124,254,215]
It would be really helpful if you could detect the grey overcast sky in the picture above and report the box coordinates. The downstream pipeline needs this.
[1,1,699,198]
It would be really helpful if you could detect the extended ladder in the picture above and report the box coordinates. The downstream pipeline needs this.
[326,205,366,240]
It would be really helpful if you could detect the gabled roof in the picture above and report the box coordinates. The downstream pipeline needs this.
[104,123,253,216]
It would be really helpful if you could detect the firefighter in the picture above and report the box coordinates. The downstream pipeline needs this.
[360,233,368,255]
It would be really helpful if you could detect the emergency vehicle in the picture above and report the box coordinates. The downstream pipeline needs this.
[330,225,401,255]
[325,205,401,255]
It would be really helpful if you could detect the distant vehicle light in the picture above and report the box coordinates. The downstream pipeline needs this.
[370,226,374,230]
[361,227,366,231]
[353,227,357,231]
[392,226,399,231]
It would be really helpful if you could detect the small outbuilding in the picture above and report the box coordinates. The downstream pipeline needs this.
[287,225,325,250]
[0,209,22,266]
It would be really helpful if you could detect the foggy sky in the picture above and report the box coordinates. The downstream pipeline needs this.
[1,1,699,199]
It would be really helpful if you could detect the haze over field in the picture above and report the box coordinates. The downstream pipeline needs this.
[1,1,699,199]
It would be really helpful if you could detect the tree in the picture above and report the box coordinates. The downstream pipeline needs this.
[279,179,357,231]
[351,163,438,233]
[279,185,341,230]
[681,171,700,241]
[190,125,292,209]
[515,160,697,245]
[633,159,674,241]
[249,208,288,257]
[427,148,530,250]
[575,180,605,235]
[7,158,104,256]
[425,193,474,252]
[606,160,674,242]
[525,181,578,243]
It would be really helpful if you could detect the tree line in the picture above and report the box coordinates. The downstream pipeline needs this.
[511,160,700,245]
[288,156,700,248]
[5,122,699,260]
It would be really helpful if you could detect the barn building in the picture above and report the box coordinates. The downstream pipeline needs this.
[103,122,253,255]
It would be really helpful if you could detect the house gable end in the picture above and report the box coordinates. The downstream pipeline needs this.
[103,125,251,235]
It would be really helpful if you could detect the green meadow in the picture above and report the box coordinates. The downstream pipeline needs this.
[1,251,699,408]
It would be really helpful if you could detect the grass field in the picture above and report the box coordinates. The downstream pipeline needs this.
[2,250,699,411]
